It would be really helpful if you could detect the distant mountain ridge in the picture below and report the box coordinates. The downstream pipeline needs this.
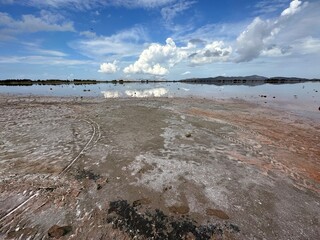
[179,75,319,85]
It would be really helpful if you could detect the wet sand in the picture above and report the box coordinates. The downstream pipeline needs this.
[0,95,319,239]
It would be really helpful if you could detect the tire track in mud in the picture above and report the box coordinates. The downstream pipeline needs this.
[59,118,100,176]
[0,118,101,237]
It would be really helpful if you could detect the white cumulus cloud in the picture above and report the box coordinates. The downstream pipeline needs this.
[123,38,188,76]
[98,61,119,73]
[281,0,305,16]
[235,17,273,62]
[235,0,310,62]
[189,41,232,65]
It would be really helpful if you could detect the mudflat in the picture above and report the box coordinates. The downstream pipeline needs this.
[0,95,319,239]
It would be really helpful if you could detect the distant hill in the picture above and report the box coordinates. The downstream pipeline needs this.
[179,76,319,85]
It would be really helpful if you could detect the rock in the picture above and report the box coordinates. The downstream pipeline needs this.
[185,133,192,138]
[48,225,72,238]
[206,208,229,219]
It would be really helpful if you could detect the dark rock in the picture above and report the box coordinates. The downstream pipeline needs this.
[48,225,72,238]
[107,200,240,239]
[75,169,101,181]
[163,185,172,192]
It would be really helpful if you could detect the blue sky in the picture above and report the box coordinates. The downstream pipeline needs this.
[0,0,319,80]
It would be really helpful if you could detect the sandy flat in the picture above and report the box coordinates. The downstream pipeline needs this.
[0,95,319,239]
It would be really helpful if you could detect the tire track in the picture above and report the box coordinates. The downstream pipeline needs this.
[59,118,100,176]
[0,118,101,237]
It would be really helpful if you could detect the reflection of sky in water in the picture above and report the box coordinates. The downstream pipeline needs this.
[0,82,319,110]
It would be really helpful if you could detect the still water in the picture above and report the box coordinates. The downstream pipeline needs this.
[0,82,319,112]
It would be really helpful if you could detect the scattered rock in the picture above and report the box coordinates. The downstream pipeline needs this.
[185,133,192,138]
[48,225,72,238]
[75,169,100,181]
[206,208,230,219]
[97,184,102,190]
[163,185,172,192]
[168,205,190,214]
[107,200,240,239]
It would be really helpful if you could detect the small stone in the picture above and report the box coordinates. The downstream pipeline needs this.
[185,133,192,138]
[48,225,72,238]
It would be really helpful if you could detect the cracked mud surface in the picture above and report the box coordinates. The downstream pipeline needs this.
[0,95,319,239]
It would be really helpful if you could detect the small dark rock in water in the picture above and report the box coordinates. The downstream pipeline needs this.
[50,88,52,90]
[273,96,276,98]
[319,107,320,111]
[185,133,192,138]
[48,225,72,238]
[107,200,240,239]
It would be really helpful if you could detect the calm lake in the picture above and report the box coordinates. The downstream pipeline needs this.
[0,81,319,113]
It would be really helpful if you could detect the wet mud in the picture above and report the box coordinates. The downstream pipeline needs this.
[0,95,319,239]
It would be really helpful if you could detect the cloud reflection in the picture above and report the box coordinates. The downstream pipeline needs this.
[101,91,120,98]
[101,88,168,98]
[125,88,168,98]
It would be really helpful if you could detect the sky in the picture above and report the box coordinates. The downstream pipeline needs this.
[0,0,319,80]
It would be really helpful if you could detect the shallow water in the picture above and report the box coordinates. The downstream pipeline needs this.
[0,82,319,112]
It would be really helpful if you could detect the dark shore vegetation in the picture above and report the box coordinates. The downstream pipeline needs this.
[1,76,319,86]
